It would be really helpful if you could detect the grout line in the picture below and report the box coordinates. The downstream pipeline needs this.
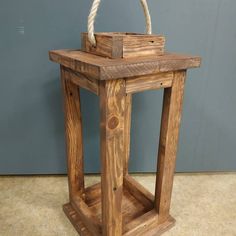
[0,171,236,178]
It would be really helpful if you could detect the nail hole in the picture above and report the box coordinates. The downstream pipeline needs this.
[70,92,73,96]
[160,83,163,86]
[113,187,117,191]
[150,40,155,43]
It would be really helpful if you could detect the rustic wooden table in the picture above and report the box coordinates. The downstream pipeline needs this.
[49,35,201,235]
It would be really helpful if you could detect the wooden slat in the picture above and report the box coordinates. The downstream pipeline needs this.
[123,210,158,235]
[81,33,165,59]
[123,35,165,58]
[124,175,154,209]
[124,94,132,175]
[49,50,201,80]
[124,211,175,236]
[84,182,101,207]
[155,70,186,223]
[100,79,126,236]
[71,195,102,235]
[64,68,99,95]
[63,203,92,236]
[82,33,123,59]
[60,66,84,199]
[126,72,173,94]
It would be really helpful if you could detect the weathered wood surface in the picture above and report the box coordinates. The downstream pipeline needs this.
[64,67,99,95]
[84,183,152,231]
[82,32,165,59]
[126,72,173,94]
[124,214,175,236]
[124,175,154,209]
[155,70,186,223]
[64,180,175,236]
[55,41,201,235]
[60,66,84,199]
[50,50,201,80]
[63,203,92,236]
[100,79,126,236]
[71,195,102,235]
[123,94,132,175]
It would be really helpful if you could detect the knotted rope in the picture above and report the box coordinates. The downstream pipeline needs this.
[88,0,152,46]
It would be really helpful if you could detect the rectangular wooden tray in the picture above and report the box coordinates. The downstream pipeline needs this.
[81,32,165,59]
[63,176,175,236]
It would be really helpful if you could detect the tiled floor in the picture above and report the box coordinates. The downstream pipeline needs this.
[0,173,236,236]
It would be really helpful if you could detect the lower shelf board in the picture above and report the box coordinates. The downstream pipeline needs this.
[63,180,176,235]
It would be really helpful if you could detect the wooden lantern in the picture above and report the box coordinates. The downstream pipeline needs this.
[49,1,201,235]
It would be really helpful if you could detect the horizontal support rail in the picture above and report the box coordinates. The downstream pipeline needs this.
[126,72,173,94]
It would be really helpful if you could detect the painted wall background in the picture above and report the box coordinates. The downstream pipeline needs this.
[0,0,236,174]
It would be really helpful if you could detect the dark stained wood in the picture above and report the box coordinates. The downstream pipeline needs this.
[60,66,84,199]
[155,70,186,223]
[82,33,123,59]
[124,94,132,175]
[123,34,165,58]
[64,67,99,95]
[85,184,152,231]
[124,213,175,236]
[126,72,173,94]
[81,32,165,59]
[100,79,126,236]
[63,203,92,236]
[124,175,154,209]
[52,37,201,235]
[49,50,201,80]
[71,195,102,235]
[64,182,161,236]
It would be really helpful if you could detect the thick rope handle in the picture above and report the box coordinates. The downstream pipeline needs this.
[88,0,152,46]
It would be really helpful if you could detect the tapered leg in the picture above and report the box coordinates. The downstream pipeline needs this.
[155,70,186,223]
[61,66,85,200]
[124,94,132,176]
[100,79,126,236]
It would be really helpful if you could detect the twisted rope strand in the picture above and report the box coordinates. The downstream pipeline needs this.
[88,0,152,46]
[140,0,152,35]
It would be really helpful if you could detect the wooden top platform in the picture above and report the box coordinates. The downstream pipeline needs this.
[49,49,201,80]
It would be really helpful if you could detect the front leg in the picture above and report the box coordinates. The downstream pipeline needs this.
[100,79,126,236]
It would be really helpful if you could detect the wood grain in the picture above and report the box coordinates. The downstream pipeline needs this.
[64,67,99,95]
[100,79,126,236]
[124,175,154,209]
[85,184,152,231]
[124,94,132,175]
[60,66,84,199]
[64,182,166,236]
[81,32,165,59]
[123,34,165,58]
[71,195,102,235]
[124,213,175,236]
[63,203,92,236]
[82,33,123,59]
[49,50,201,80]
[126,72,173,94]
[155,70,186,223]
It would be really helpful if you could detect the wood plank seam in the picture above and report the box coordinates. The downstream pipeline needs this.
[64,68,99,95]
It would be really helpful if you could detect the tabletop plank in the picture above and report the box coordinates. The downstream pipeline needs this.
[49,50,201,80]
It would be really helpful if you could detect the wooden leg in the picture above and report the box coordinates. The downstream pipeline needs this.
[61,66,85,200]
[124,94,132,176]
[155,70,186,222]
[100,79,126,236]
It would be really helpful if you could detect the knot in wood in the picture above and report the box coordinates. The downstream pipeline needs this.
[108,116,119,129]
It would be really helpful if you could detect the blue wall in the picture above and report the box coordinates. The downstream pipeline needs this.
[0,0,236,174]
